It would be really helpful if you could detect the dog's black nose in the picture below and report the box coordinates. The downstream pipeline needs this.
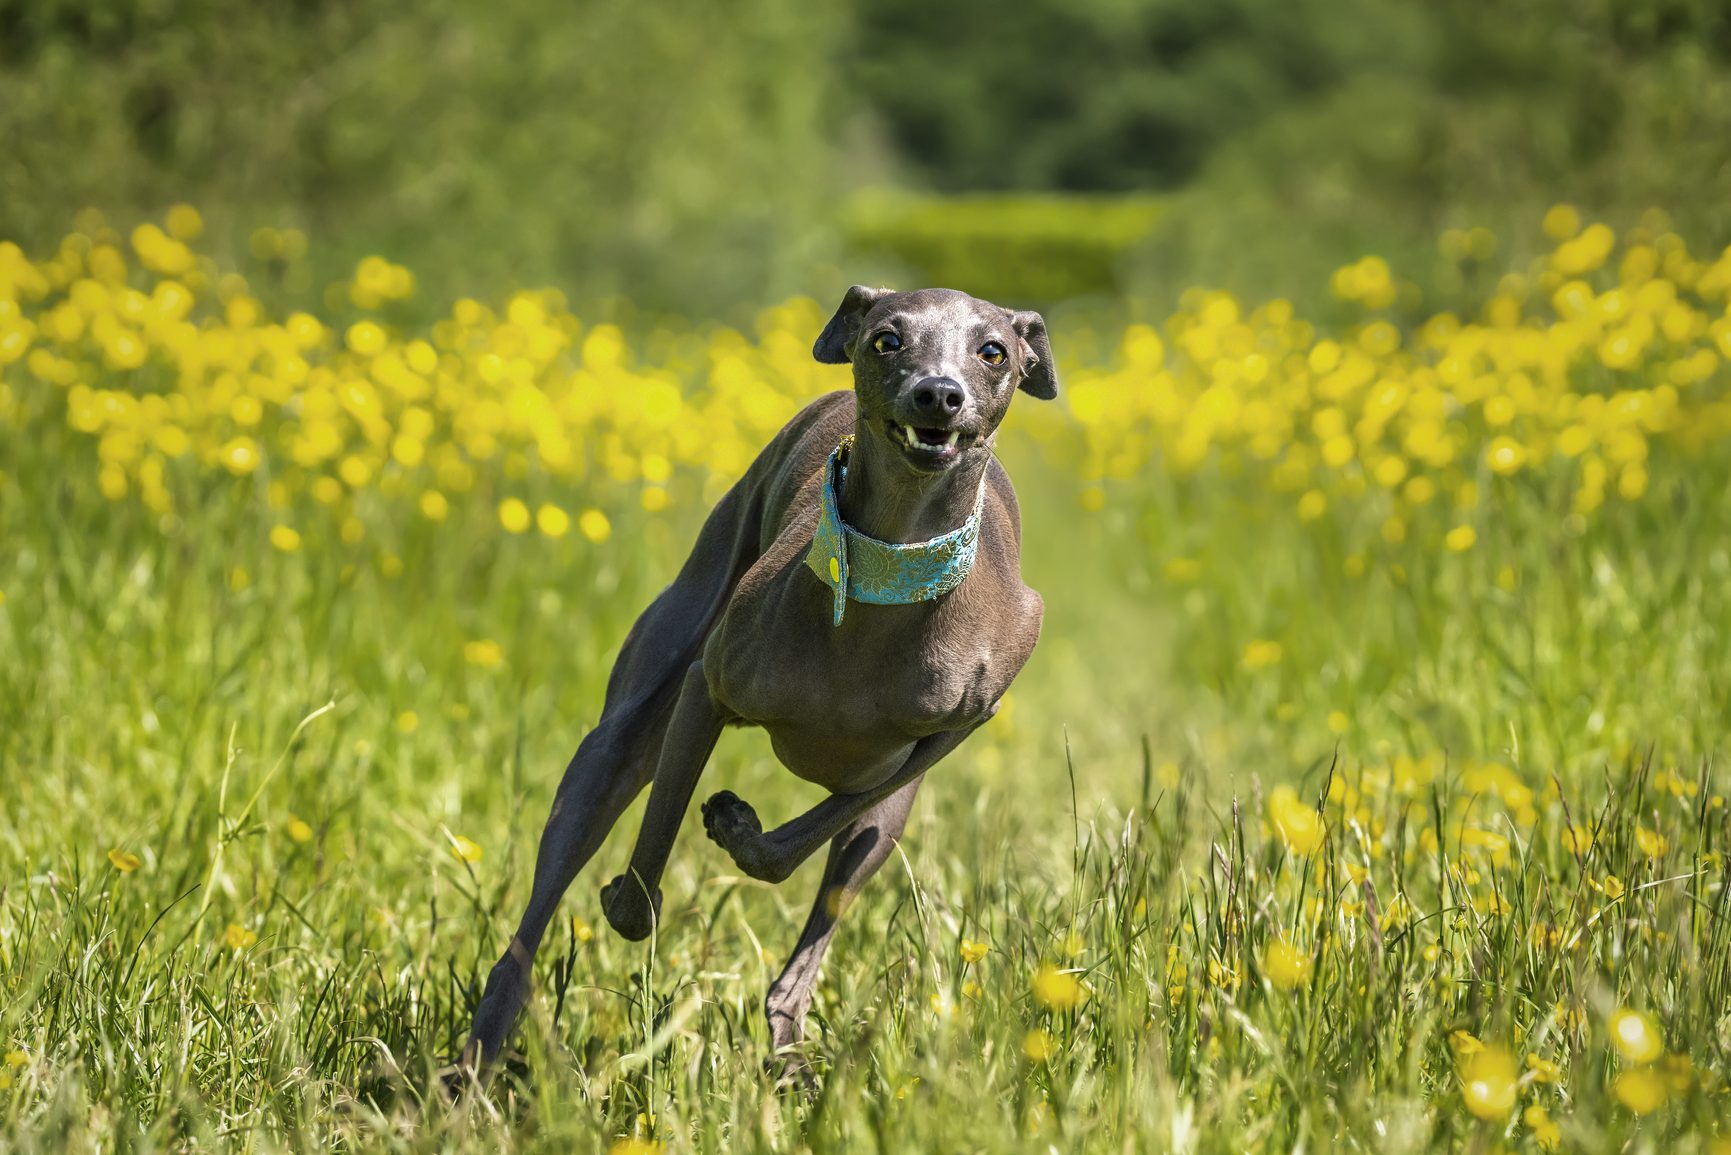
[910,377,966,418]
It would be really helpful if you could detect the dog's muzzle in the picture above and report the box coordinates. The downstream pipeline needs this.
[887,376,976,467]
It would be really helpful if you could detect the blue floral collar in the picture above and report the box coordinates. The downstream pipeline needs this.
[805,436,986,626]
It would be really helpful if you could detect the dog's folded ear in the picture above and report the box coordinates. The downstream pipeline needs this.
[813,285,893,364]
[1010,310,1059,400]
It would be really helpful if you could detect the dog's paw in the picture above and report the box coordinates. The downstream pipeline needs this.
[702,790,784,880]
[702,789,761,842]
[600,874,662,941]
[766,1047,822,1097]
[460,951,531,1072]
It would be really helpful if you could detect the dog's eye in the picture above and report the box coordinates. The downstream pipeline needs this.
[978,341,1007,366]
[871,332,901,355]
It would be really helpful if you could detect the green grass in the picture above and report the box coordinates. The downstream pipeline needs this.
[3,397,1731,1153]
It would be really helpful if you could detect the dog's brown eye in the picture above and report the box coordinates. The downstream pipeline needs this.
[978,341,1007,366]
[871,332,901,354]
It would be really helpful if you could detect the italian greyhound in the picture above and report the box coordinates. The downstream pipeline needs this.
[461,285,1057,1073]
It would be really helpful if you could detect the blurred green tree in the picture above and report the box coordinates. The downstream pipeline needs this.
[1129,0,1731,307]
[3,0,1731,314]
[847,0,1426,192]
[0,0,842,313]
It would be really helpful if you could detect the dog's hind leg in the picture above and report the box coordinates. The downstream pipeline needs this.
[461,482,763,1072]
[460,686,677,1070]
[763,775,925,1067]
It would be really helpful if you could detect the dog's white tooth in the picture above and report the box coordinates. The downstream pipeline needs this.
[945,432,958,448]
[905,425,919,448]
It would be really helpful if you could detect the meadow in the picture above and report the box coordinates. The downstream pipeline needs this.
[2,207,1731,1152]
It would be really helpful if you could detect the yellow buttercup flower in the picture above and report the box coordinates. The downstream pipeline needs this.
[960,938,990,964]
[108,848,142,873]
[1458,1045,1518,1119]
[219,437,260,475]
[285,816,313,843]
[1267,786,1325,855]
[165,204,204,240]
[464,640,504,669]
[536,503,571,538]
[345,320,387,356]
[1031,963,1085,1011]
[449,835,484,864]
[223,924,257,951]
[579,508,613,544]
[1486,436,1527,476]
[1261,935,1313,991]
[1542,203,1581,240]
[1522,1104,1561,1150]
[1613,1067,1669,1115]
[1525,1052,1561,1083]
[1608,1008,1663,1064]
[498,498,531,534]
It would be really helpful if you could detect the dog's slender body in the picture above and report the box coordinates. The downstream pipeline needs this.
[462,286,1057,1069]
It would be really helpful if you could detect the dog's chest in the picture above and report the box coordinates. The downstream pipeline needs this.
[706,569,1007,787]
[728,638,994,790]
[722,606,995,730]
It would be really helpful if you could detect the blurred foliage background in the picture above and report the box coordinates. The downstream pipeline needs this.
[8,6,1731,1148]
[2,0,1730,314]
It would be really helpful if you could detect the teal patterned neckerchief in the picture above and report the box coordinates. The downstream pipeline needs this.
[805,436,986,626]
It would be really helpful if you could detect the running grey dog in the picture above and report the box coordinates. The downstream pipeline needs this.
[461,285,1057,1072]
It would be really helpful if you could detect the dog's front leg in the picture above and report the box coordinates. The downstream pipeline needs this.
[600,661,728,940]
[764,772,925,1076]
[704,704,993,883]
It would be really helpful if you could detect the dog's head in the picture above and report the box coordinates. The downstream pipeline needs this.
[812,286,1058,475]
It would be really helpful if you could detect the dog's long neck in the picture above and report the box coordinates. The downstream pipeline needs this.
[837,427,990,545]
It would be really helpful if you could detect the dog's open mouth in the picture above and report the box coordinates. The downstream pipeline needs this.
[886,420,973,466]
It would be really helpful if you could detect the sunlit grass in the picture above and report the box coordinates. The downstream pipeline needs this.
[1,209,1730,1151]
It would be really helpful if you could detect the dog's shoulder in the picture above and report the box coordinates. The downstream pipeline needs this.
[749,391,853,543]
[776,390,855,459]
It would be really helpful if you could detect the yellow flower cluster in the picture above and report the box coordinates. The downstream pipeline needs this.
[6,206,1727,553]
[1065,207,1731,535]
[0,208,840,541]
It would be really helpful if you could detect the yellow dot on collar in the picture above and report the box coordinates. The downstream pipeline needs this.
[828,556,840,583]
